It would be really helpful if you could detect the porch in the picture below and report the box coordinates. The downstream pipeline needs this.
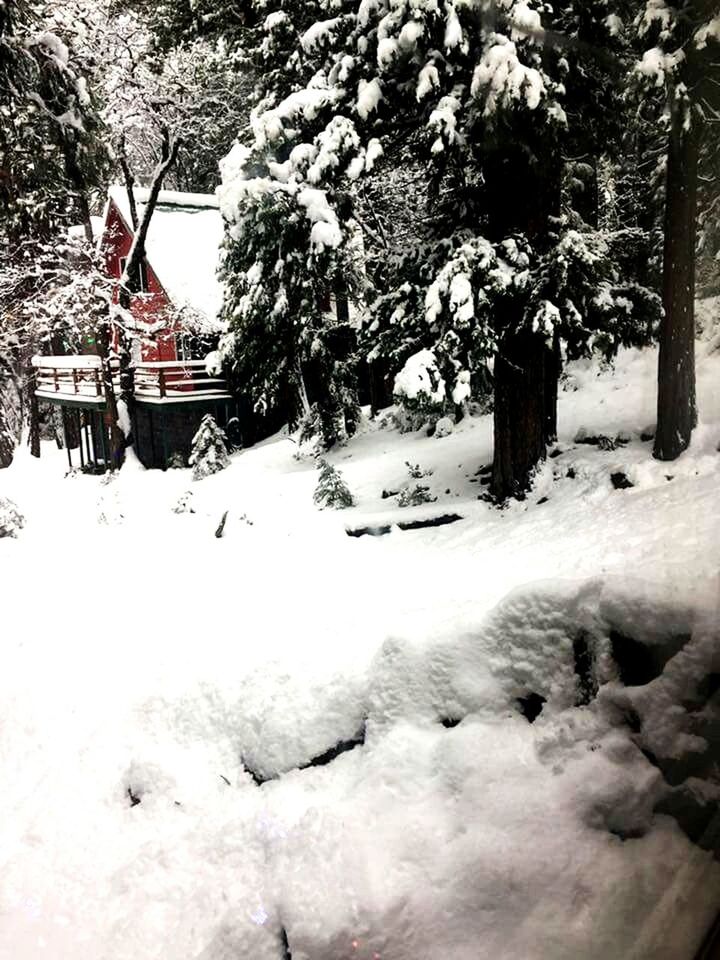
[31,356,235,470]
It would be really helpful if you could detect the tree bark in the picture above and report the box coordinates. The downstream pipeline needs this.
[116,136,180,441]
[491,328,548,500]
[26,366,40,457]
[95,320,125,469]
[654,103,699,461]
[485,148,562,498]
[118,141,139,231]
[544,334,561,444]
[61,407,79,450]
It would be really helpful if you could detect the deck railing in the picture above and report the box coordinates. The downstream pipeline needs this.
[32,356,119,405]
[133,360,230,402]
[31,356,230,405]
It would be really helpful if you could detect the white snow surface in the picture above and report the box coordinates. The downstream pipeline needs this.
[2,344,720,958]
[106,186,225,326]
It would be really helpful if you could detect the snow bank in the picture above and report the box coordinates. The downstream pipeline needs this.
[2,342,720,958]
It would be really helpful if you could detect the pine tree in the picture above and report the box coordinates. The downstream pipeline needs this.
[636,0,720,460]
[189,414,231,480]
[313,458,355,509]
[0,1,110,466]
[212,0,656,498]
[0,496,24,539]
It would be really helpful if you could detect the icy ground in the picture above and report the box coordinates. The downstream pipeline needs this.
[2,344,720,960]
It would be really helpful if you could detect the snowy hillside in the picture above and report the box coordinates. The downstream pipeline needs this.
[1,344,720,960]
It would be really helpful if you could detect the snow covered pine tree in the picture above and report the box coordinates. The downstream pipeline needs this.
[189,415,231,481]
[313,458,355,509]
[215,0,657,498]
[636,0,720,460]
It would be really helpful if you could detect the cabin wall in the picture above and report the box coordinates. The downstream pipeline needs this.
[103,202,179,363]
[133,400,235,469]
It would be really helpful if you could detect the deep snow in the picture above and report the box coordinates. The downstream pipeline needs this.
[1,343,720,959]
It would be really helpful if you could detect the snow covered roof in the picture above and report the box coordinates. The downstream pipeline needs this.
[68,216,105,240]
[105,185,225,326]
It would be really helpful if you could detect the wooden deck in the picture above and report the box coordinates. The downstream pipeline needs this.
[32,355,116,408]
[133,360,231,404]
[31,356,231,407]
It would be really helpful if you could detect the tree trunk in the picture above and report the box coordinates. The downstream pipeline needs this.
[654,104,699,461]
[26,369,40,458]
[62,407,79,450]
[485,148,562,498]
[117,137,181,436]
[95,321,125,469]
[544,334,561,444]
[491,328,547,500]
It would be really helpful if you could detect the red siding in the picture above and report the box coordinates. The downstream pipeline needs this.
[102,201,179,363]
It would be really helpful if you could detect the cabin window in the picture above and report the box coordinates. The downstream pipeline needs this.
[176,334,192,362]
[119,256,149,293]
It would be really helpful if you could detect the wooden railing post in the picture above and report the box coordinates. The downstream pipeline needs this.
[53,367,59,393]
[158,368,166,398]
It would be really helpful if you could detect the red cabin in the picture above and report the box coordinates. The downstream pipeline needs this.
[101,185,226,363]
[32,187,234,471]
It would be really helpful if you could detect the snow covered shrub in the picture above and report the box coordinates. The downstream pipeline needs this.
[172,492,195,514]
[397,461,436,506]
[393,349,446,432]
[397,484,437,508]
[167,451,186,469]
[405,461,433,480]
[97,490,124,526]
[434,416,454,438]
[313,459,354,509]
[189,415,230,481]
[0,497,24,538]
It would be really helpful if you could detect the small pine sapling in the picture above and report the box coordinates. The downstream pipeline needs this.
[405,461,433,479]
[189,414,230,481]
[313,458,355,509]
[0,497,24,538]
[398,460,436,507]
[172,491,195,514]
[397,484,437,508]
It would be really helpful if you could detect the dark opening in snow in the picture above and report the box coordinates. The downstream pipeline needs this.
[694,673,720,706]
[610,630,690,686]
[611,472,634,490]
[610,631,656,685]
[656,785,720,853]
[300,723,366,770]
[440,716,462,729]
[573,631,598,705]
[624,708,642,733]
[346,514,463,537]
[517,693,546,723]
[243,723,367,785]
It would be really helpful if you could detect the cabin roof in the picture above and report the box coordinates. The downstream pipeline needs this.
[104,185,225,329]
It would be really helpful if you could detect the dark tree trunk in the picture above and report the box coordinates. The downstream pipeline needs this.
[62,408,79,450]
[117,135,180,435]
[491,328,548,500]
[484,147,562,498]
[544,334,561,444]
[369,358,393,416]
[654,104,699,461]
[26,369,40,458]
[95,321,125,469]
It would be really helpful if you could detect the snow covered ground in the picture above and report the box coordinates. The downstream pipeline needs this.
[1,343,720,960]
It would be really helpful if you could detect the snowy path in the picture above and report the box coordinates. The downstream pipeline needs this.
[1,347,720,959]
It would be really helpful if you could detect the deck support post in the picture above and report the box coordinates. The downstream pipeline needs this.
[77,410,85,470]
[62,414,73,471]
